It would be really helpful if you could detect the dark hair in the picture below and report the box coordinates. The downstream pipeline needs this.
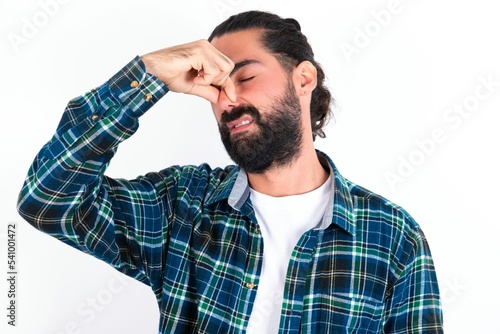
[208,10,333,140]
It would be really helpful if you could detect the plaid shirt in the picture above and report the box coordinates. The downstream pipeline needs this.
[17,57,443,333]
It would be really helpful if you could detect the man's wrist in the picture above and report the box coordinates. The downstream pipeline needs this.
[107,56,168,115]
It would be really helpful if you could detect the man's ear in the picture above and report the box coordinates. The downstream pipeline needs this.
[294,60,317,96]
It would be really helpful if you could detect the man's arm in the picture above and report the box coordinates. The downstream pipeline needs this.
[383,229,444,333]
[17,41,235,286]
[16,56,169,282]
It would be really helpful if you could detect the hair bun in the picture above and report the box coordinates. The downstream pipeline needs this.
[284,18,301,31]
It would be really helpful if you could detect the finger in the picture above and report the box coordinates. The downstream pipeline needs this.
[192,62,229,89]
[189,84,221,104]
[206,49,234,84]
[192,72,236,103]
[221,76,236,103]
[193,64,221,86]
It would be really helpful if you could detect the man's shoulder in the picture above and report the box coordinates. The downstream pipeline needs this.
[347,180,409,213]
[156,163,239,184]
[343,177,423,239]
[146,163,240,199]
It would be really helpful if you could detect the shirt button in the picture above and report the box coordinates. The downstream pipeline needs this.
[144,93,153,102]
[130,80,139,88]
[91,114,99,122]
[245,282,255,289]
[254,227,260,234]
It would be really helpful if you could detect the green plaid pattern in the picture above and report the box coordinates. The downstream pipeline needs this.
[17,57,443,333]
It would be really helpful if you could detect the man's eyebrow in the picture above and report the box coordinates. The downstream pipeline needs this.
[230,59,260,76]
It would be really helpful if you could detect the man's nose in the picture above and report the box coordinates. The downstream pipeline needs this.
[217,88,240,112]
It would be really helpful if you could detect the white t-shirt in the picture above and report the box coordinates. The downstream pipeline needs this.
[246,175,332,333]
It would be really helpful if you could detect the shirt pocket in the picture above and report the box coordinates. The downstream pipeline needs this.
[302,292,384,333]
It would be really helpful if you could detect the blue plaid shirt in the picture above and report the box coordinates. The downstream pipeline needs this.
[17,57,443,333]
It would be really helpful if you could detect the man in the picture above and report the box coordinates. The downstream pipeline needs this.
[17,10,443,333]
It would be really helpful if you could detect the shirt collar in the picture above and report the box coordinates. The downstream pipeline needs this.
[206,151,356,236]
[205,166,241,206]
[318,152,356,235]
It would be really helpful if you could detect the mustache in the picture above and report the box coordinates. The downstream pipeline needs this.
[220,105,261,124]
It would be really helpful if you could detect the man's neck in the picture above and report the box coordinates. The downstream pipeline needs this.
[247,147,329,197]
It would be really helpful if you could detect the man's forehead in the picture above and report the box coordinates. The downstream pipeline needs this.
[210,29,271,66]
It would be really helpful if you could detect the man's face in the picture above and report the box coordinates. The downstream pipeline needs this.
[210,29,304,173]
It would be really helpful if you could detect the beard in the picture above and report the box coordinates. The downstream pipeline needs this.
[218,81,303,174]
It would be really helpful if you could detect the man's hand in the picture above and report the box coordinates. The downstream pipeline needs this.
[141,40,236,104]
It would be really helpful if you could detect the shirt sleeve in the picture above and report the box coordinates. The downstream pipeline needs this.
[17,56,172,289]
[383,226,444,333]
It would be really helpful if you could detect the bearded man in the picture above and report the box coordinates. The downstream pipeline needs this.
[17,10,443,334]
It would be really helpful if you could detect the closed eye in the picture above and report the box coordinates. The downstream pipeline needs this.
[239,76,255,83]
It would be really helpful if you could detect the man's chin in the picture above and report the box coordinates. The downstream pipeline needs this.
[229,126,259,141]
[227,130,261,149]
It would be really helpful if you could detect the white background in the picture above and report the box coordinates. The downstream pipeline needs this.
[1,0,499,333]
